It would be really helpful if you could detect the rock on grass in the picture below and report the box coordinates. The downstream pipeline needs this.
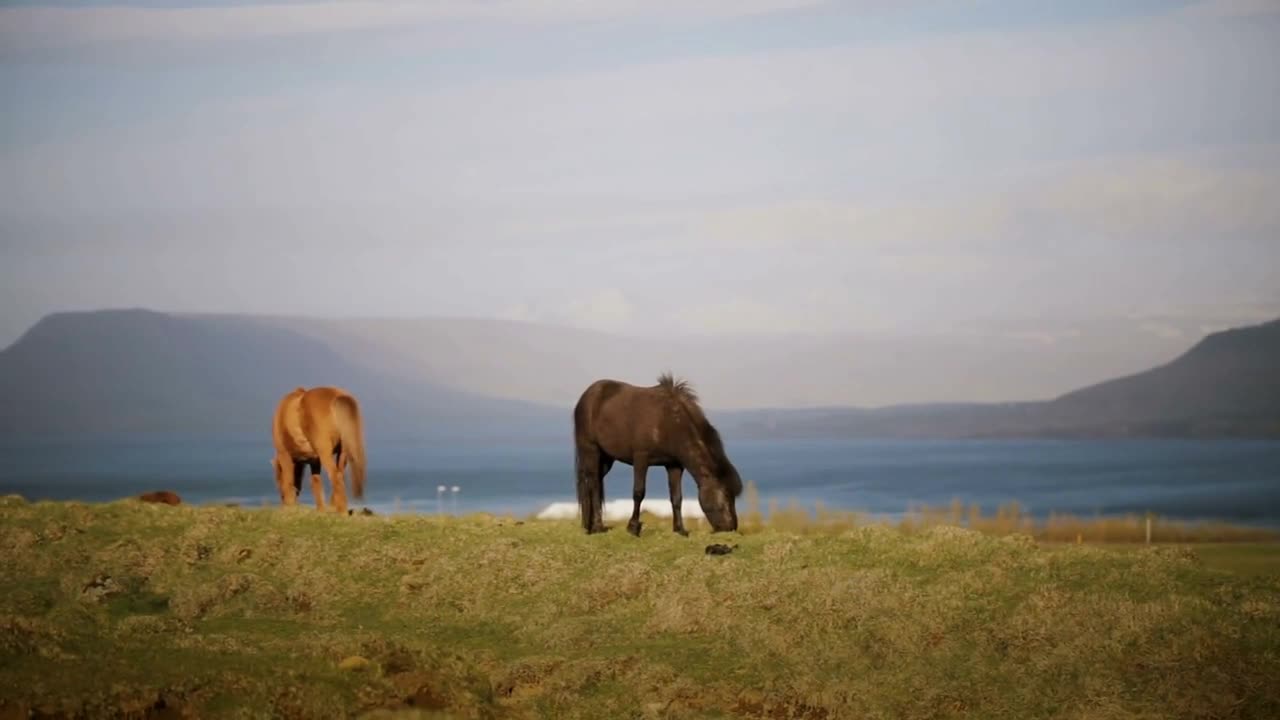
[339,656,373,672]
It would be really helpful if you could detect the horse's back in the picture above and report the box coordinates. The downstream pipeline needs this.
[576,378,644,421]
[297,385,334,409]
[576,378,678,459]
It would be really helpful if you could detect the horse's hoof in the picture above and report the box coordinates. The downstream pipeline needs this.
[675,529,689,537]
[627,523,642,537]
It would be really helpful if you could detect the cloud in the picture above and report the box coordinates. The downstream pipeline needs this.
[1000,328,1084,346]
[3,0,1277,346]
[685,144,1280,255]
[0,0,827,53]
[673,297,793,334]
[1138,322,1186,340]
[506,288,637,332]
[1024,148,1280,242]
[691,200,1012,251]
[1178,0,1280,18]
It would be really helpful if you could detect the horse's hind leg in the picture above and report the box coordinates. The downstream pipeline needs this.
[627,455,648,537]
[291,463,305,504]
[308,460,325,511]
[667,465,688,536]
[277,457,300,506]
[577,445,609,534]
[320,447,348,515]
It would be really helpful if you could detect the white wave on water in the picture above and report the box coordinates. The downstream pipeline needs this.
[535,499,706,522]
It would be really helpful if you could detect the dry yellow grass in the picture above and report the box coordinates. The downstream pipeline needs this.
[733,482,1280,543]
[0,493,1277,719]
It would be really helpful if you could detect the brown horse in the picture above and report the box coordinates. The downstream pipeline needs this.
[573,373,742,536]
[270,386,367,514]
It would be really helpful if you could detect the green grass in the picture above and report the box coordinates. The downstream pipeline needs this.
[1,494,1278,719]
[1082,543,1280,578]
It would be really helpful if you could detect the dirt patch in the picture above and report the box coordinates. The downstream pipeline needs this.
[80,574,123,604]
[0,690,195,720]
[388,671,452,711]
[492,657,563,701]
[730,690,833,720]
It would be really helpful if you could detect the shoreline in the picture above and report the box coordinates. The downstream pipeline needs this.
[6,491,1279,543]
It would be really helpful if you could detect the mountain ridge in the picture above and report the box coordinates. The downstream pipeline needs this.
[723,317,1280,439]
[0,309,562,441]
[1,309,1276,439]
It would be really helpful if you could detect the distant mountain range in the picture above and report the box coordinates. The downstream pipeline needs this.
[0,310,1276,439]
[723,318,1280,439]
[0,310,558,441]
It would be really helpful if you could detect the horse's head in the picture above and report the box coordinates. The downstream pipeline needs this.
[697,466,741,533]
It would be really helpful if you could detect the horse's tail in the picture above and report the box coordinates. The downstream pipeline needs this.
[334,393,366,500]
[573,391,593,530]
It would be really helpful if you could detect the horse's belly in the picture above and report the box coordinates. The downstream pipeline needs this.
[597,438,677,466]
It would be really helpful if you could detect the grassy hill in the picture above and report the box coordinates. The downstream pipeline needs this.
[1,497,1277,719]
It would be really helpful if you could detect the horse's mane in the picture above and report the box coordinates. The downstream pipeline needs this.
[658,372,698,403]
[657,373,742,496]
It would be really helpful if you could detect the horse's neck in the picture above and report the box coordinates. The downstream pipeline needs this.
[676,440,714,480]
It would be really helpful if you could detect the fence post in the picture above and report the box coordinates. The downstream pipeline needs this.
[1145,514,1152,545]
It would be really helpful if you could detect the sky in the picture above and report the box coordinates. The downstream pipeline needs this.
[2,0,1279,356]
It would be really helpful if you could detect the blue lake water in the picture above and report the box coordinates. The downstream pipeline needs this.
[2,435,1279,526]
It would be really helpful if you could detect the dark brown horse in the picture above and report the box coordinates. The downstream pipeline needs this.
[573,373,743,536]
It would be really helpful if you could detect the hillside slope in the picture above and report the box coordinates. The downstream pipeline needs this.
[724,318,1280,439]
[0,309,559,439]
[1042,318,1280,434]
[0,499,1275,719]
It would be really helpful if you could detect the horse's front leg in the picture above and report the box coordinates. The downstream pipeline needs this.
[667,466,688,536]
[628,455,648,537]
